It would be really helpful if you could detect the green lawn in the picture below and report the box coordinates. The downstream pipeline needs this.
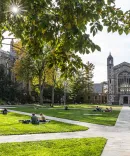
[0,112,88,135]
[10,104,121,126]
[0,138,107,156]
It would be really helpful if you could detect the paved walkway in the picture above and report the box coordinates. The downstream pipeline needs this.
[102,106,130,156]
[0,106,130,156]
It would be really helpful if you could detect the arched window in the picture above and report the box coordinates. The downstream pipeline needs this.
[118,71,130,94]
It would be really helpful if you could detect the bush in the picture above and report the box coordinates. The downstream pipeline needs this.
[0,99,5,105]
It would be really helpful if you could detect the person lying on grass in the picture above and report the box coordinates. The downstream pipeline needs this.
[104,107,113,112]
[104,108,110,112]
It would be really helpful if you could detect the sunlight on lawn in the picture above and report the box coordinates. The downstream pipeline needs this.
[0,112,88,135]
[10,104,121,126]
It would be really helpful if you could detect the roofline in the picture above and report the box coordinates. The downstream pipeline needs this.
[113,62,130,69]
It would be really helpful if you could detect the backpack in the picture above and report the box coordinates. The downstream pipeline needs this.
[22,120,30,124]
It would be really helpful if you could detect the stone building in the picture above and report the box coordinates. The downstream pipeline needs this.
[85,82,107,104]
[107,53,130,105]
[0,50,15,81]
[0,40,16,81]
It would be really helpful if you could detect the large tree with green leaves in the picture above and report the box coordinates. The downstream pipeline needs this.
[1,1,130,72]
[0,0,130,104]
[1,0,130,53]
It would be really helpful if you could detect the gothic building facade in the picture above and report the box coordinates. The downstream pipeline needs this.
[107,53,130,105]
[0,40,15,81]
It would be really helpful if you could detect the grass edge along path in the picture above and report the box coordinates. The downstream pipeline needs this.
[0,112,88,135]
[0,137,107,156]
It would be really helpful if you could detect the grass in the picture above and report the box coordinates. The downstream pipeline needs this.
[0,138,107,156]
[0,112,88,135]
[10,104,121,126]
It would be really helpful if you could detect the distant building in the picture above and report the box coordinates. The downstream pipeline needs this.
[85,82,108,104]
[107,53,130,105]
[0,44,15,81]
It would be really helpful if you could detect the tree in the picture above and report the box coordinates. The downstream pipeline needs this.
[13,41,54,104]
[1,0,130,104]
[70,62,94,103]
[13,41,34,99]
[0,0,130,62]
[0,65,20,102]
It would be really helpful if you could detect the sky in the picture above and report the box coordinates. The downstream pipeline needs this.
[1,0,130,83]
[81,0,130,83]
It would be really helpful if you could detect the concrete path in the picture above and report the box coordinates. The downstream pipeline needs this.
[0,106,130,156]
[102,106,130,156]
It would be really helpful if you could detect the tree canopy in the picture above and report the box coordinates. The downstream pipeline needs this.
[0,0,130,54]
[0,0,130,104]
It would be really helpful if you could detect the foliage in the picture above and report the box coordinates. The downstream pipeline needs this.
[0,138,107,156]
[0,0,130,74]
[0,112,88,135]
[0,69,19,102]
[1,0,130,50]
[69,62,94,103]
[0,99,5,105]
[12,40,90,104]
[2,0,130,104]
[13,41,55,104]
[12,105,121,126]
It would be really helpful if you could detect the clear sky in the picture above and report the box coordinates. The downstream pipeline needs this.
[1,0,130,83]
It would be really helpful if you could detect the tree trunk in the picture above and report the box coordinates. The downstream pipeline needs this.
[64,81,67,105]
[52,86,54,105]
[26,81,29,96]
[39,85,44,105]
[51,69,56,106]
[26,80,31,96]
[28,80,32,96]
[39,73,44,105]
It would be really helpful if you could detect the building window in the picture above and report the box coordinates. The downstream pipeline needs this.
[95,96,97,100]
[88,96,90,100]
[110,79,111,84]
[109,60,112,64]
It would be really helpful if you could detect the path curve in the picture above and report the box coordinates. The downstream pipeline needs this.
[0,106,130,156]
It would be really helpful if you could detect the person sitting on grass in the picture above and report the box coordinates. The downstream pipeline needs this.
[109,107,112,112]
[64,106,69,110]
[31,113,39,124]
[93,106,102,112]
[2,108,8,115]
[39,113,46,122]
[104,107,112,112]
[105,108,110,112]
